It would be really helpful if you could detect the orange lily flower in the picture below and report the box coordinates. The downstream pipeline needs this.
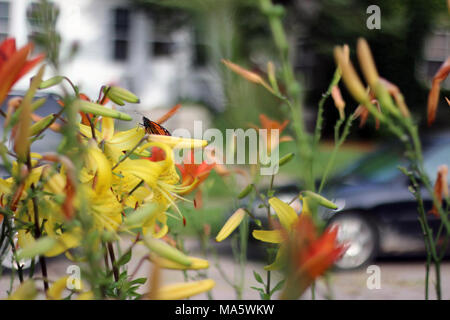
[251,114,292,154]
[282,214,347,299]
[354,99,381,130]
[176,151,215,209]
[0,38,44,105]
[429,165,449,218]
[176,150,215,193]
[427,57,450,126]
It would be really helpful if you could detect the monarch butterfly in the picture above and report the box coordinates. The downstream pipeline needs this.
[142,116,171,136]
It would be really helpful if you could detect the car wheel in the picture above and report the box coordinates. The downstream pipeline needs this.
[328,212,378,270]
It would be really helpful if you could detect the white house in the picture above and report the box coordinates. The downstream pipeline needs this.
[1,0,221,110]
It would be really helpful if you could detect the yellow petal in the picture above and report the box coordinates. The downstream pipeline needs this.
[252,229,283,244]
[102,116,115,141]
[48,276,69,300]
[268,197,298,230]
[8,280,37,300]
[215,208,246,242]
[109,127,145,150]
[155,279,215,300]
[87,146,112,194]
[146,135,208,149]
[77,291,94,300]
[115,159,163,189]
[45,232,81,257]
[79,123,102,140]
[0,178,11,194]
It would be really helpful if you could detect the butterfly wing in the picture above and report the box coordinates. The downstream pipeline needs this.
[143,117,171,136]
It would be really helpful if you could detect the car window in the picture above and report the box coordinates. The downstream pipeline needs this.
[344,148,404,184]
[424,143,450,179]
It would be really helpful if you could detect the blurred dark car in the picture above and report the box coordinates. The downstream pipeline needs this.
[250,133,450,270]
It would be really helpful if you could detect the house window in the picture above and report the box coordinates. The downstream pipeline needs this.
[149,12,177,58]
[0,1,10,42]
[112,8,130,61]
[152,41,174,57]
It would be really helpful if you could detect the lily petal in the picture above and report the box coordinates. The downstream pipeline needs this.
[268,197,298,230]
[252,229,283,244]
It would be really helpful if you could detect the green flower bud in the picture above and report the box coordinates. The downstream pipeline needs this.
[144,237,192,267]
[278,152,295,167]
[300,191,338,210]
[39,76,64,89]
[76,100,132,121]
[238,184,254,199]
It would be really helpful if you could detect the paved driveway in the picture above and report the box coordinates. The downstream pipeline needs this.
[0,238,448,300]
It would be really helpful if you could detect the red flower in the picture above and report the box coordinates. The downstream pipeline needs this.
[0,38,44,104]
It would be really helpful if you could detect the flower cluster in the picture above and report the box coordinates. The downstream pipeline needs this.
[0,37,219,300]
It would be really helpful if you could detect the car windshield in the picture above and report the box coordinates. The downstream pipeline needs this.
[423,143,450,179]
[340,147,404,184]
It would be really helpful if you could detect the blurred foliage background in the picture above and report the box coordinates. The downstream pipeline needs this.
[135,0,449,141]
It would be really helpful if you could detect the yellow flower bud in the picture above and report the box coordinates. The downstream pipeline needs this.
[222,59,275,94]
[155,279,215,300]
[357,38,379,88]
[334,46,370,105]
[216,208,246,242]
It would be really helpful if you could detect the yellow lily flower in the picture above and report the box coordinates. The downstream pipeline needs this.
[79,117,145,163]
[252,195,337,270]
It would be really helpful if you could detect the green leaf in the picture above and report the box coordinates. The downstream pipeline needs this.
[253,271,264,285]
[250,286,265,294]
[130,278,147,285]
[260,292,270,300]
[16,237,56,260]
[116,250,132,266]
[270,279,285,295]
